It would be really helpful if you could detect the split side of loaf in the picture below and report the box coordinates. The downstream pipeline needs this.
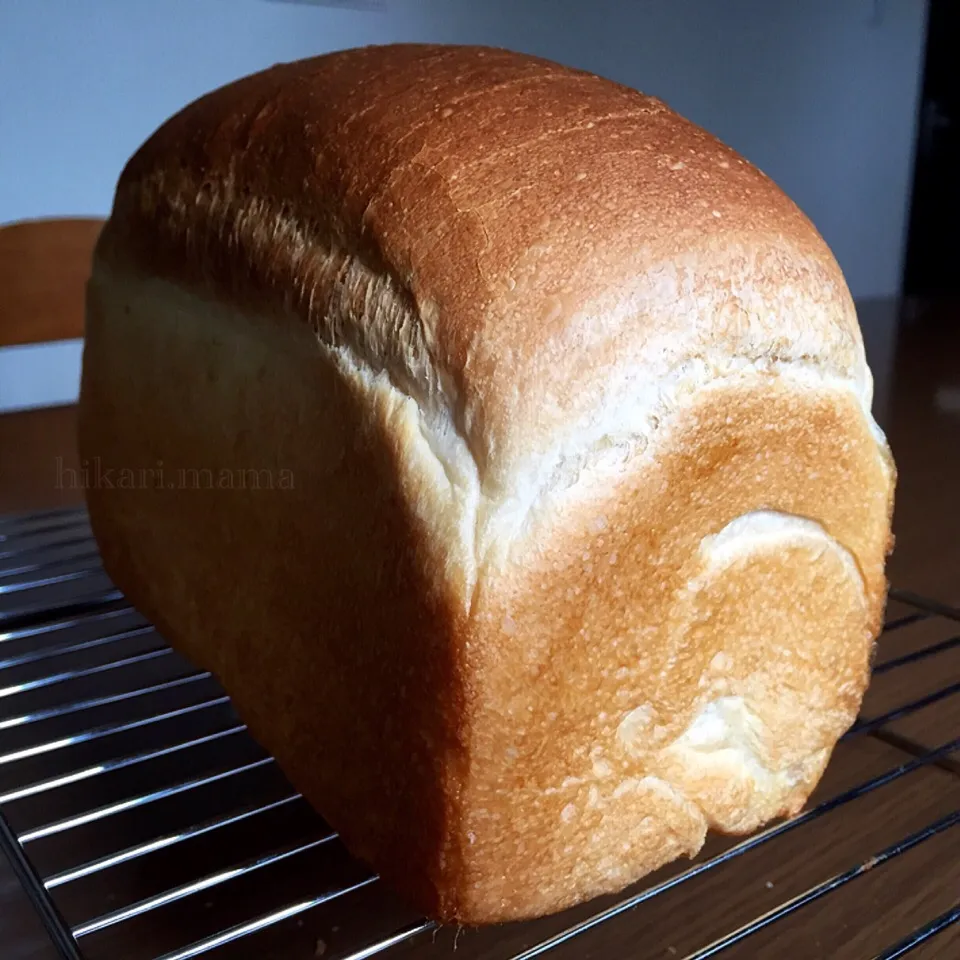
[79,44,895,924]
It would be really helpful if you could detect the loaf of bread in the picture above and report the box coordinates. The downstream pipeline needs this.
[79,44,895,924]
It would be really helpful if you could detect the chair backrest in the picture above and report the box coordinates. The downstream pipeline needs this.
[0,217,105,347]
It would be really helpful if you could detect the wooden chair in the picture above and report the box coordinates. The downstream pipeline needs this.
[0,217,104,513]
[0,216,104,347]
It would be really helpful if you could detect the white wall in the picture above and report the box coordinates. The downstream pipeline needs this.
[0,0,441,226]
[0,0,928,411]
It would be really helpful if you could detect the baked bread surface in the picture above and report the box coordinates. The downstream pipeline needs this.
[79,44,895,923]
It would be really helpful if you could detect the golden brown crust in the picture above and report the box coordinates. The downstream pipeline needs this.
[98,44,868,487]
[460,384,889,918]
[80,45,896,923]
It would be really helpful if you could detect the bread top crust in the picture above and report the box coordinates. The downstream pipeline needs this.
[98,43,874,502]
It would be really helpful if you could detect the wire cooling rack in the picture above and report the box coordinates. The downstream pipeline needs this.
[0,506,958,959]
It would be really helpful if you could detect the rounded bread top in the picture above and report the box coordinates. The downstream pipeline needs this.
[99,44,868,489]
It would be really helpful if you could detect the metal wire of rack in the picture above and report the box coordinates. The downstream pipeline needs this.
[0,505,958,959]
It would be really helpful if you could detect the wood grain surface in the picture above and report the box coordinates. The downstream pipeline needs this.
[1,856,59,960]
[884,304,960,606]
[0,405,83,516]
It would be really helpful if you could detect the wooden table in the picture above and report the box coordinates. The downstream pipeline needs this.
[1,300,958,959]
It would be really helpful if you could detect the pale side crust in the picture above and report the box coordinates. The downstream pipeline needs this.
[80,277,891,923]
